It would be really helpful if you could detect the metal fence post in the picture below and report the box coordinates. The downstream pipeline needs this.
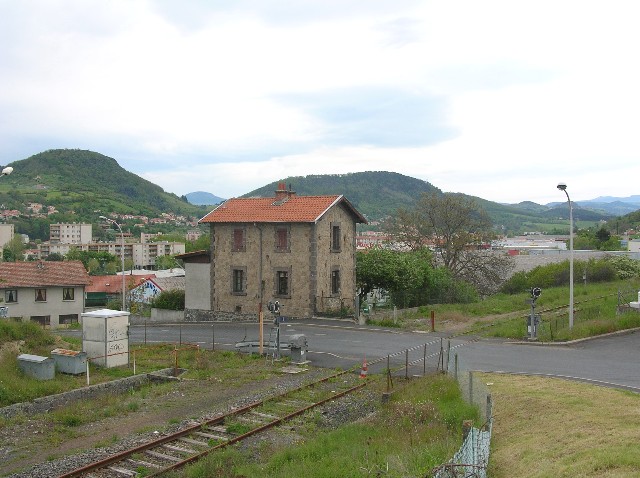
[454,353,458,381]
[423,343,427,376]
[405,348,409,379]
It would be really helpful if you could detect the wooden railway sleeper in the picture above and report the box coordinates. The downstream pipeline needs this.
[107,465,137,477]
[194,431,228,441]
[179,437,210,447]
[163,443,198,454]
[250,411,279,420]
[145,450,182,462]
[125,458,162,470]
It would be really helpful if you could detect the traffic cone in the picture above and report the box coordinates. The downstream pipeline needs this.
[359,357,368,379]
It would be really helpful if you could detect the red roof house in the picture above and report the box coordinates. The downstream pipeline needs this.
[194,183,367,320]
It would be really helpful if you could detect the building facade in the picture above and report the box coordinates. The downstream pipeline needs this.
[38,241,185,269]
[49,223,92,244]
[0,261,91,327]
[192,184,366,321]
[0,223,15,248]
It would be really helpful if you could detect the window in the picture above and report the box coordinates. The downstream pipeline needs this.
[63,288,75,301]
[331,268,341,295]
[30,315,50,326]
[232,228,246,252]
[5,289,17,303]
[275,268,290,297]
[232,268,246,295]
[35,289,47,302]
[59,314,79,325]
[275,226,290,252]
[331,223,341,252]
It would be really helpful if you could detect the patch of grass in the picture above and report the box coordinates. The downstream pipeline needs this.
[365,317,403,328]
[483,373,640,477]
[225,422,253,435]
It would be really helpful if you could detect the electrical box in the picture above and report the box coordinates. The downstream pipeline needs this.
[82,309,130,368]
[51,348,87,375]
[17,354,55,380]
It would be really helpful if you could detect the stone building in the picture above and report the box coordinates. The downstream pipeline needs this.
[190,183,367,321]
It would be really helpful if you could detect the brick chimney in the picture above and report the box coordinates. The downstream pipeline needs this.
[274,182,296,201]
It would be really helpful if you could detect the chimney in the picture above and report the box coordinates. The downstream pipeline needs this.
[274,182,295,201]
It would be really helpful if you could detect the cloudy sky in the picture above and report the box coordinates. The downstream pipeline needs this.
[1,1,639,205]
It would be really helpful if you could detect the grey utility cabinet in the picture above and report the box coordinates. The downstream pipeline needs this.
[51,348,87,375]
[82,309,130,368]
[17,354,55,380]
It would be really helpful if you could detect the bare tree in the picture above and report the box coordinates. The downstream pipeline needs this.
[385,192,514,295]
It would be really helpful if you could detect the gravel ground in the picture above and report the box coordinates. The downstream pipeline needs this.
[2,368,379,478]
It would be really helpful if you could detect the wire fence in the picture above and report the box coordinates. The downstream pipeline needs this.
[431,364,493,478]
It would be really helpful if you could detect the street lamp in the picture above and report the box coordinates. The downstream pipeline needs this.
[100,216,126,311]
[1,166,13,176]
[557,183,574,329]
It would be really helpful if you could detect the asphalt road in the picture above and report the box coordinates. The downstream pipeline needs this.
[126,319,640,392]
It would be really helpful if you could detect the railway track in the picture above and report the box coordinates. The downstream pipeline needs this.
[57,370,367,477]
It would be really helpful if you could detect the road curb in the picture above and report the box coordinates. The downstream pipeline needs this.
[506,326,640,346]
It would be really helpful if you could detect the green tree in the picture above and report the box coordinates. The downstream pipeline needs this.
[2,234,25,262]
[186,233,210,252]
[45,252,65,261]
[155,254,181,270]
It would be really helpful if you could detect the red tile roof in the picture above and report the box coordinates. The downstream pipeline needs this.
[87,274,155,293]
[0,261,92,288]
[199,194,367,224]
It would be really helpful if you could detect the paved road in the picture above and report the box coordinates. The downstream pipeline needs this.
[127,319,640,391]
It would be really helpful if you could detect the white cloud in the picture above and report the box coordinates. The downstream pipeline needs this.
[2,0,640,205]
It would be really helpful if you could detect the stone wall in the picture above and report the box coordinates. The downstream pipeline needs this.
[0,368,177,420]
[184,308,258,322]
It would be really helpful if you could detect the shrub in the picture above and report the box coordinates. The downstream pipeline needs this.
[151,289,185,310]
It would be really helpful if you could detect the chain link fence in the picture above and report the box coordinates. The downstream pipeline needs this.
[431,366,493,478]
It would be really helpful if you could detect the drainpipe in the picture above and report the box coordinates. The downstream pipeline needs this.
[255,223,264,354]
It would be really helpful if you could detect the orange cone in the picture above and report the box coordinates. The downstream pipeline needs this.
[359,358,368,379]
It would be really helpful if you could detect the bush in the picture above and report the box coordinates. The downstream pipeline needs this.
[151,289,185,310]
[500,256,634,294]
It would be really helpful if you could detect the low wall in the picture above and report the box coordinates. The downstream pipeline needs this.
[150,308,184,323]
[184,308,258,323]
[0,368,177,420]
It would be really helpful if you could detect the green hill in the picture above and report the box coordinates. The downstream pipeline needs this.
[243,171,441,221]
[3,149,206,218]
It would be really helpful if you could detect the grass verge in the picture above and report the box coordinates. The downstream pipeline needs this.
[483,373,640,477]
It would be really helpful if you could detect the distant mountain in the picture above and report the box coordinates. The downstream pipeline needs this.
[185,191,226,206]
[586,195,640,204]
[243,171,441,221]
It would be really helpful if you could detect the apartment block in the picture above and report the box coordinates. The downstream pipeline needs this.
[38,241,185,270]
[50,223,92,244]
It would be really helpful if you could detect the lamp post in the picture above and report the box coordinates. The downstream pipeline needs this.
[1,166,13,176]
[557,183,574,329]
[100,216,126,311]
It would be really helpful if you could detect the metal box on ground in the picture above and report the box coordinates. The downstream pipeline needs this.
[82,309,130,368]
[51,348,87,375]
[17,354,55,380]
